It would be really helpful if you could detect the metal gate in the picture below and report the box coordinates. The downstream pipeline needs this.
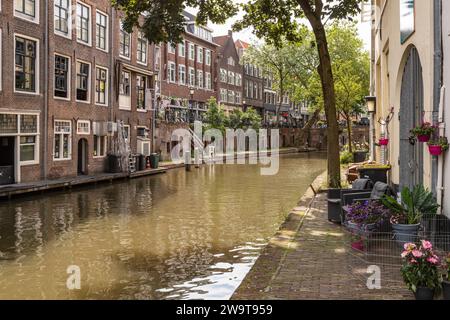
[399,47,424,190]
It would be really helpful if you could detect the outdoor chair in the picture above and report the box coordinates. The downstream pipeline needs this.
[341,181,394,224]
[327,179,374,223]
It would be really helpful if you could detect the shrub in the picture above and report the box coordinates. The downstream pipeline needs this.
[340,151,354,164]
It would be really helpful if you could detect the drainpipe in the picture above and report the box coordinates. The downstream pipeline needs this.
[43,0,49,181]
[432,0,443,197]
[437,86,446,212]
[110,8,115,144]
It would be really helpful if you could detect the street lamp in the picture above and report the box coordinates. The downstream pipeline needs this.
[365,96,377,162]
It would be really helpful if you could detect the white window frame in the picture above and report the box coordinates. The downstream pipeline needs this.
[119,70,131,110]
[95,9,109,52]
[178,41,185,58]
[14,0,40,24]
[137,31,148,65]
[168,43,176,55]
[188,67,195,86]
[76,1,92,47]
[205,50,211,66]
[53,53,71,101]
[178,64,186,85]
[197,47,203,64]
[197,70,204,89]
[77,120,90,135]
[220,68,227,83]
[95,65,108,106]
[168,62,176,83]
[93,135,107,158]
[13,33,40,95]
[220,89,227,103]
[189,43,195,61]
[53,120,72,161]
[119,21,131,60]
[54,0,72,39]
[228,71,235,85]
[205,72,212,90]
[75,59,91,104]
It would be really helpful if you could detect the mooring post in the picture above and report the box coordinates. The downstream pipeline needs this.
[194,147,200,168]
[185,151,192,171]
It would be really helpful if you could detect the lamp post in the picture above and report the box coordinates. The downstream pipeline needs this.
[189,88,195,122]
[365,96,377,162]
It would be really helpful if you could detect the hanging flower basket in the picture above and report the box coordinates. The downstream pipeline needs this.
[417,134,431,143]
[379,138,389,146]
[428,136,449,156]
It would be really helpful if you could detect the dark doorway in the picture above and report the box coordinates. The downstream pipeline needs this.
[77,139,88,175]
[400,47,424,190]
[0,137,15,185]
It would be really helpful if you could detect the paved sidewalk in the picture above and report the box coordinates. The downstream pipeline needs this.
[232,177,413,300]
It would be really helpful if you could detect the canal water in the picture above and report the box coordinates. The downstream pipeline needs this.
[0,153,326,300]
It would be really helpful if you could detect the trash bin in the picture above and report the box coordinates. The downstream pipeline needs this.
[150,153,159,169]
[139,154,146,171]
[108,155,122,173]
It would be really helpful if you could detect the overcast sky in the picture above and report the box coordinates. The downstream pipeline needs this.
[186,1,372,51]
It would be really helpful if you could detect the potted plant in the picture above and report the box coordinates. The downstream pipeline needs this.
[345,201,391,233]
[443,253,450,300]
[410,122,436,143]
[427,137,449,156]
[382,185,439,246]
[378,137,389,146]
[401,241,441,300]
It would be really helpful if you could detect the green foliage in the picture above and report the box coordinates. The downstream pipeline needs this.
[428,137,449,151]
[382,185,439,225]
[203,98,227,133]
[340,151,353,165]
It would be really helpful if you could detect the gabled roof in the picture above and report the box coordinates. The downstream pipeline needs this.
[235,39,250,49]
[213,35,229,47]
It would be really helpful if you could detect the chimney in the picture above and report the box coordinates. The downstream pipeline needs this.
[228,30,233,37]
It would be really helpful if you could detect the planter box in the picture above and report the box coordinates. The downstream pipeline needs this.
[353,151,368,163]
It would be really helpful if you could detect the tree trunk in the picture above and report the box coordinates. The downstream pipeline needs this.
[345,114,353,154]
[311,23,341,188]
[296,108,321,146]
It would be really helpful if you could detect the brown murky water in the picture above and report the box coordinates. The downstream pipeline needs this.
[0,153,326,300]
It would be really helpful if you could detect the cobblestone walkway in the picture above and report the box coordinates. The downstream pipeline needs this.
[232,184,414,300]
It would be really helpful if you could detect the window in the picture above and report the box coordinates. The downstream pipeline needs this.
[137,31,147,64]
[205,72,212,90]
[95,66,108,105]
[93,135,106,157]
[54,120,71,160]
[96,11,108,51]
[228,71,235,85]
[236,74,242,86]
[19,114,38,163]
[197,70,203,88]
[20,136,36,162]
[179,41,185,57]
[55,0,70,36]
[235,92,241,104]
[168,43,176,54]
[220,69,227,83]
[178,65,186,85]
[15,36,37,93]
[168,62,176,83]
[188,68,195,86]
[220,89,227,103]
[119,22,131,58]
[76,2,91,45]
[54,55,70,99]
[189,43,195,60]
[228,90,235,104]
[197,47,203,63]
[77,120,90,135]
[76,61,90,102]
[136,75,146,110]
[15,0,37,21]
[205,50,211,66]
[119,71,130,96]
[228,57,235,66]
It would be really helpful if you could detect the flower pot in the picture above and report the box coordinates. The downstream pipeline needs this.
[379,138,389,146]
[443,280,450,300]
[392,223,420,246]
[414,287,435,300]
[417,134,431,143]
[346,221,361,231]
[428,145,443,156]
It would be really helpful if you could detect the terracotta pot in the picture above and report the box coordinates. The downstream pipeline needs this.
[428,145,443,156]
[379,138,389,146]
[417,134,431,143]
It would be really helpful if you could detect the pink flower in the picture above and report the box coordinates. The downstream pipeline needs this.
[404,243,416,251]
[427,256,439,265]
[410,258,418,264]
[412,250,423,258]
[401,251,409,258]
[421,240,433,250]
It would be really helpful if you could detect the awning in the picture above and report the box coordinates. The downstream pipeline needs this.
[122,63,154,76]
[263,104,289,112]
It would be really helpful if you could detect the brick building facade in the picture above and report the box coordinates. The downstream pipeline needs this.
[0,0,157,185]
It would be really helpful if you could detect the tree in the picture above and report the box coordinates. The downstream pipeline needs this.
[203,98,227,133]
[115,0,361,187]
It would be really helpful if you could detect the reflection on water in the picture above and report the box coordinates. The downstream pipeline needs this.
[0,153,326,300]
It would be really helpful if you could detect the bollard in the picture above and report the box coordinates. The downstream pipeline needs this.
[185,151,192,171]
[194,147,200,168]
